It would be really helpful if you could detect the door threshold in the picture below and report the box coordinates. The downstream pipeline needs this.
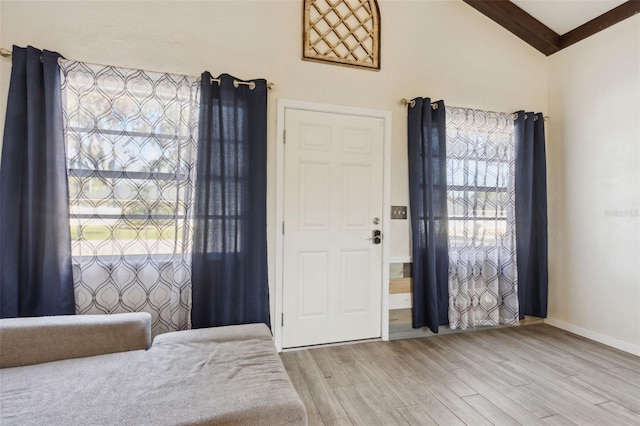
[281,337,382,352]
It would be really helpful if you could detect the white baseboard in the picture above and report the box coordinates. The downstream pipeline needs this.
[389,293,411,309]
[544,317,640,357]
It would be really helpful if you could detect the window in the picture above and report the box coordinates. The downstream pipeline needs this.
[445,107,515,248]
[62,63,200,259]
[445,106,519,329]
[60,59,200,334]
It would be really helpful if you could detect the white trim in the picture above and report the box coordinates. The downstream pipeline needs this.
[274,99,392,352]
[545,317,640,357]
[390,257,412,264]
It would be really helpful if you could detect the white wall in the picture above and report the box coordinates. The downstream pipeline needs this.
[0,1,548,324]
[547,15,640,354]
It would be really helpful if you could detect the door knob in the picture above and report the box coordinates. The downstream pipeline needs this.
[368,229,382,245]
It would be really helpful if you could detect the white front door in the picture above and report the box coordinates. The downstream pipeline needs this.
[282,109,384,348]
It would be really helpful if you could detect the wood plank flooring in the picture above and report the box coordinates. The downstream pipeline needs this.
[281,324,640,425]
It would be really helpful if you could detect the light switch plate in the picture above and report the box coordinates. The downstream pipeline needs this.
[391,206,407,219]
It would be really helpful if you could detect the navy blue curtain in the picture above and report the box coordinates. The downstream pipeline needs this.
[407,98,449,332]
[191,73,270,328]
[514,111,548,319]
[0,46,74,318]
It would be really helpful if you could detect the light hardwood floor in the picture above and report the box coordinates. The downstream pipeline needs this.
[281,324,640,425]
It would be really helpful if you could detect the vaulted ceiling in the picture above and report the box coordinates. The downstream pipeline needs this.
[462,0,640,56]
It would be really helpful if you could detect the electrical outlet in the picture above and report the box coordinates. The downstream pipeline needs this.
[391,206,407,219]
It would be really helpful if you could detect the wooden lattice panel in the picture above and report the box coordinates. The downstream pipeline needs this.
[303,0,380,70]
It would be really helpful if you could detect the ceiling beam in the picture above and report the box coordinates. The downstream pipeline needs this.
[462,0,561,56]
[462,0,640,56]
[560,1,640,50]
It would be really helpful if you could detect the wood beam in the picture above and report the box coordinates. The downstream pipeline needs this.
[463,0,640,56]
[463,0,561,56]
[560,1,640,50]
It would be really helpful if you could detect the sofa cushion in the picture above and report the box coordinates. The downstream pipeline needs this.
[0,323,307,425]
[0,313,152,368]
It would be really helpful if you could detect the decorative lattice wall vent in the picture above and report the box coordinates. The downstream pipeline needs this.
[303,0,380,70]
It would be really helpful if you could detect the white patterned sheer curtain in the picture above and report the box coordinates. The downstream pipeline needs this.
[60,60,200,336]
[446,107,519,329]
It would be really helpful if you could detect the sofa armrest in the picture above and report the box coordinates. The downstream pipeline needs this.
[0,312,151,368]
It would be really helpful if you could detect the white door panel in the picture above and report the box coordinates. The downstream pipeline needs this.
[282,109,384,348]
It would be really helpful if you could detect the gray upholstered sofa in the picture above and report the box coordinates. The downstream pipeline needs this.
[0,313,307,425]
